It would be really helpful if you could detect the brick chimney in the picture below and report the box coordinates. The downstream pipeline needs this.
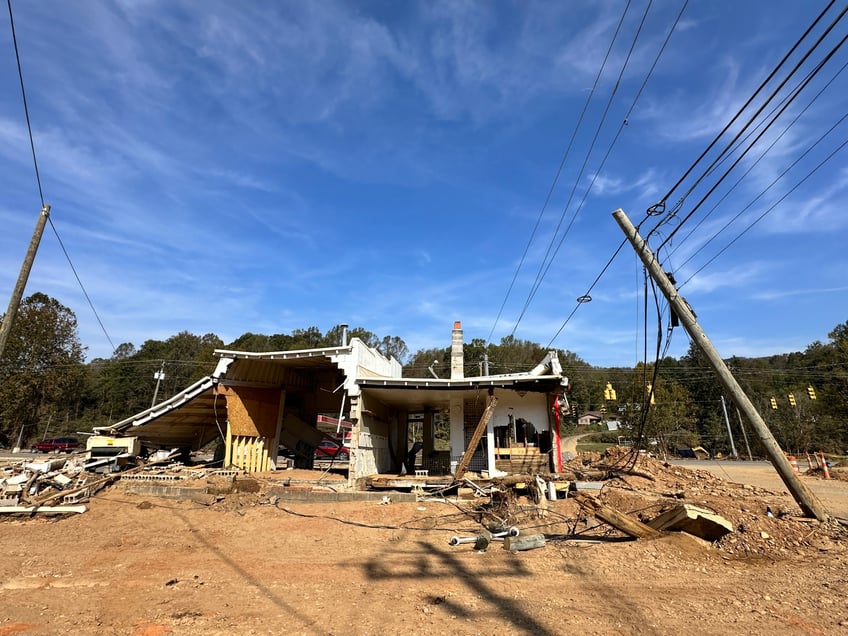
[450,321,464,379]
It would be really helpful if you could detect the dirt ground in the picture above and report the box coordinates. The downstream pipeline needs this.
[1,452,847,636]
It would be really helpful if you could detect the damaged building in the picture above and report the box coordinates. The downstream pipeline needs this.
[93,322,568,486]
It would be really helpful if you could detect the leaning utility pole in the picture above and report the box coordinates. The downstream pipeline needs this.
[0,204,50,363]
[613,208,828,521]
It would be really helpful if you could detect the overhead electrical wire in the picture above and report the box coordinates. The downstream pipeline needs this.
[654,27,848,253]
[486,0,635,346]
[6,0,43,206]
[509,0,647,339]
[645,0,842,224]
[606,5,848,446]
[618,2,848,394]
[524,0,689,329]
[544,238,627,349]
[669,57,848,267]
[679,130,848,289]
[6,0,116,353]
[538,0,689,349]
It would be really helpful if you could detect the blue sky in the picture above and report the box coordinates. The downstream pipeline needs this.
[1,0,847,367]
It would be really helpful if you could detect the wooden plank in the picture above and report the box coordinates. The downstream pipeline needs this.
[0,505,87,515]
[495,447,541,456]
[571,491,662,539]
[454,394,498,480]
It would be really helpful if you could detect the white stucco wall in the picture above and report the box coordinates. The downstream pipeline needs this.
[332,338,402,396]
[489,390,551,433]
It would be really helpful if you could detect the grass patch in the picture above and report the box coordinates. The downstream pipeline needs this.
[576,442,615,453]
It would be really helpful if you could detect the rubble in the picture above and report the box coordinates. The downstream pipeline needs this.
[2,442,845,563]
[646,503,734,541]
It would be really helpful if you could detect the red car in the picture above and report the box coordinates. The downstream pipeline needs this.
[31,437,80,453]
[314,439,349,460]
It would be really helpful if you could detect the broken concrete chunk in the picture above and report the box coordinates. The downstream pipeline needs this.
[24,458,67,474]
[647,504,733,541]
[503,534,546,552]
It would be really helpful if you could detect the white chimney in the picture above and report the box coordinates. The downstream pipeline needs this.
[450,321,464,379]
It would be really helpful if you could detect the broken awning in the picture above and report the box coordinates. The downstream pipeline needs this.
[93,376,225,450]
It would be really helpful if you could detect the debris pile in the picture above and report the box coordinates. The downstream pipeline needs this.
[447,447,846,556]
[0,454,108,515]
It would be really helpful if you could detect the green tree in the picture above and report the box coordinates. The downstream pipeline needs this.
[0,293,86,445]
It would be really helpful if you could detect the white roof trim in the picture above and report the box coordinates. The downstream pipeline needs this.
[93,375,217,435]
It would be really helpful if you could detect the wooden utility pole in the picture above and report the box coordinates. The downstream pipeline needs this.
[0,204,50,362]
[720,396,738,458]
[613,208,829,521]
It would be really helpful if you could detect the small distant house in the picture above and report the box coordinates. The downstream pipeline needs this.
[94,322,568,484]
[577,411,603,427]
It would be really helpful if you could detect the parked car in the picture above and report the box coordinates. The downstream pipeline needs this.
[31,437,80,453]
[314,439,349,460]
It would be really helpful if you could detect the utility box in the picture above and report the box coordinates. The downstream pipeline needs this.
[86,435,141,458]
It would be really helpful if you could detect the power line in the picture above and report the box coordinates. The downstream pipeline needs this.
[679,130,848,289]
[525,0,689,331]
[6,0,44,205]
[656,26,848,253]
[486,0,635,346]
[545,238,628,348]
[46,218,117,353]
[511,0,652,339]
[6,0,117,354]
[645,0,842,222]
[667,57,848,264]
[672,61,848,270]
[537,1,689,351]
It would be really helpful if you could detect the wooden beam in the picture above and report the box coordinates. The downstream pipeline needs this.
[571,491,662,539]
[453,392,498,479]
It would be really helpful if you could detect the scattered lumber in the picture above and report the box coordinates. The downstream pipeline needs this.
[570,491,663,539]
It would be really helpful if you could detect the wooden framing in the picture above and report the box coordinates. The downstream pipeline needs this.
[219,385,281,472]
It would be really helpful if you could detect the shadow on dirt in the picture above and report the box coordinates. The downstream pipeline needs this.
[364,539,557,636]
[172,510,318,631]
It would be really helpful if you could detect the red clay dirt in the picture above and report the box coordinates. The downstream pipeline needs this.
[1,451,846,635]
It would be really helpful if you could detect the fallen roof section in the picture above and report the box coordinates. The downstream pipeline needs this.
[93,376,224,450]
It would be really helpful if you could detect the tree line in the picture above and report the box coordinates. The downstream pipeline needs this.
[1,292,846,455]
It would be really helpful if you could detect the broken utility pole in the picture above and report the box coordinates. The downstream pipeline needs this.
[612,208,829,522]
[0,204,50,364]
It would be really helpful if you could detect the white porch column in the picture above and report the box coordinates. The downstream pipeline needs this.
[449,396,464,473]
[486,416,499,477]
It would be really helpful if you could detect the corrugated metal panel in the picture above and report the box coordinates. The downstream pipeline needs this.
[94,377,225,450]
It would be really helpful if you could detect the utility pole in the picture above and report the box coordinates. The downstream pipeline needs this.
[0,204,50,363]
[151,361,166,407]
[613,208,828,521]
[720,395,738,458]
[736,407,754,461]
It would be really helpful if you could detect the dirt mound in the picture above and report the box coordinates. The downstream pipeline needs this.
[561,447,846,557]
